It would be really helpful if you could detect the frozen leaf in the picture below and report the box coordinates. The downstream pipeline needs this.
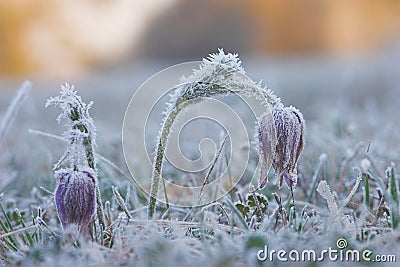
[317,180,339,220]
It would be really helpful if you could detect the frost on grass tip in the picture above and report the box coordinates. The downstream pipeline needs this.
[46,83,101,236]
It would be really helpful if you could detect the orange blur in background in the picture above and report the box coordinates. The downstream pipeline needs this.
[0,0,399,78]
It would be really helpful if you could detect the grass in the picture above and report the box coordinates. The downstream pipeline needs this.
[0,62,399,266]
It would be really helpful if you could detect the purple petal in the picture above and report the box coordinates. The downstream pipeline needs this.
[54,167,96,236]
[257,106,305,189]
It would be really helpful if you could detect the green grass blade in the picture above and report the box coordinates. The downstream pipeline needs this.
[307,154,327,203]
[16,211,34,247]
[364,173,370,209]
[0,204,14,231]
[389,165,399,229]
[390,166,399,205]
[225,198,249,231]
[392,210,398,229]
[0,218,18,251]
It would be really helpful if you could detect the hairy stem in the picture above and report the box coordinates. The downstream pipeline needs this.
[148,102,182,219]
[147,60,280,219]
[148,86,231,219]
[71,107,105,229]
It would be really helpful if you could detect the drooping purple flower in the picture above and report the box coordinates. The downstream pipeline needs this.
[55,166,96,237]
[257,106,305,189]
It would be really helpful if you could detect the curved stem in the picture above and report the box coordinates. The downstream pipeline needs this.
[147,87,230,219]
[146,71,278,219]
[148,103,182,219]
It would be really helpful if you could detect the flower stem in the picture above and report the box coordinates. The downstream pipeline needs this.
[147,52,281,219]
[148,102,181,219]
[148,87,229,219]
[71,107,105,230]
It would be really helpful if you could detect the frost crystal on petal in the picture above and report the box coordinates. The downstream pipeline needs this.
[257,105,305,189]
[55,166,96,236]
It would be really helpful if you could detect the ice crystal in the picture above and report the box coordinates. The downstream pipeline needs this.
[46,83,97,169]
[55,166,96,236]
[257,105,305,189]
[178,48,282,108]
[317,180,339,219]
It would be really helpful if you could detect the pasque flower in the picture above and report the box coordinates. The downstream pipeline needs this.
[47,84,105,236]
[55,167,96,236]
[257,105,305,189]
[148,49,283,218]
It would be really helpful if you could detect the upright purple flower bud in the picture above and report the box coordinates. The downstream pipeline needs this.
[55,166,96,237]
[257,106,305,189]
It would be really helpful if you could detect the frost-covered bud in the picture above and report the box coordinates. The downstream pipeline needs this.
[55,167,96,236]
[257,106,305,189]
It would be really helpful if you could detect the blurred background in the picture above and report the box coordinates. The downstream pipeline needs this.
[1,0,399,123]
[1,0,399,79]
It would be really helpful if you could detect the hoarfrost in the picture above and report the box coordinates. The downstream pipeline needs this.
[257,105,305,189]
[46,83,97,169]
